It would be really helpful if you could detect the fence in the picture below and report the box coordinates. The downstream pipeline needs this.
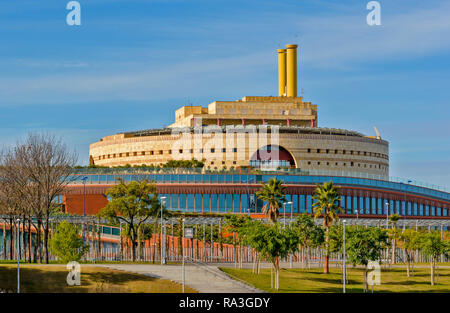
[2,227,448,266]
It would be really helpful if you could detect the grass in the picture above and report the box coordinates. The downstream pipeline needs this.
[220,266,450,293]
[0,264,197,293]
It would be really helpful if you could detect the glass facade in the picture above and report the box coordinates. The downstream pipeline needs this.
[148,193,448,217]
[67,173,449,218]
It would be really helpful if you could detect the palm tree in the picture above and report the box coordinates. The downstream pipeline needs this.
[312,181,343,274]
[389,213,401,264]
[256,178,286,223]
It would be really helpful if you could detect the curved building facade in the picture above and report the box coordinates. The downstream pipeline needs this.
[90,125,389,175]
[63,171,449,222]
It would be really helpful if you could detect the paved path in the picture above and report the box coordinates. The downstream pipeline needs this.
[100,264,263,293]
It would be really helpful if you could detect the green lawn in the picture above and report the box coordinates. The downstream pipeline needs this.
[0,265,197,293]
[220,266,450,293]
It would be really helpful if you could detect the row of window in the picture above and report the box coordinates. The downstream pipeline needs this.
[306,148,388,160]
[306,161,388,171]
[158,193,448,217]
[97,148,242,160]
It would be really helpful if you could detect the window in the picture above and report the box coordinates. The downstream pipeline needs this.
[211,161,214,165]
[179,149,183,153]
[222,161,225,165]
[307,149,311,153]
[307,161,311,165]
[168,150,172,154]
[233,148,237,152]
[343,150,346,154]
[351,162,354,166]
[317,149,320,153]
[211,148,215,153]
[326,149,329,153]
[222,148,226,152]
[233,161,236,164]
[317,162,321,165]
[335,149,338,154]
[159,150,163,154]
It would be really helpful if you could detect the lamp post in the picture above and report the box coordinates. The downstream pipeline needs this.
[343,219,346,293]
[182,218,185,293]
[283,202,293,229]
[385,202,390,229]
[81,176,88,247]
[16,218,20,293]
[119,220,123,261]
[405,180,412,227]
[160,196,167,265]
[245,176,254,214]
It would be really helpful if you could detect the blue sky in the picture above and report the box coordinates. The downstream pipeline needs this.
[0,0,449,188]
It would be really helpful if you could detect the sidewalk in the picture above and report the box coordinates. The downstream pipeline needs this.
[100,263,263,293]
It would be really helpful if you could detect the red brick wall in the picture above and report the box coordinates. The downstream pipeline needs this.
[63,194,108,215]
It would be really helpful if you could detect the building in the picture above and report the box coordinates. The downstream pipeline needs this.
[71,44,449,222]
[89,45,389,176]
[63,171,449,222]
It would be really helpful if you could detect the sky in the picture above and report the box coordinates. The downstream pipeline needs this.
[0,0,449,189]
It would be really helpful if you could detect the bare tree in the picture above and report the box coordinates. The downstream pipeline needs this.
[1,133,77,263]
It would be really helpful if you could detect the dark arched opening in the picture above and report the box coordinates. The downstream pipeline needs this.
[249,145,296,169]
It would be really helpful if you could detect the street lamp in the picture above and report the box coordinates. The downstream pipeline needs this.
[81,176,88,247]
[119,220,123,261]
[385,202,390,229]
[343,219,346,293]
[283,202,293,229]
[245,176,254,214]
[182,218,185,293]
[160,196,167,265]
[16,218,20,293]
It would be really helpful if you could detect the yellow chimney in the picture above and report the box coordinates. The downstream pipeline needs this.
[277,49,286,96]
[286,44,298,97]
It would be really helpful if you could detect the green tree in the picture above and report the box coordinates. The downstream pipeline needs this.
[346,227,388,292]
[256,178,286,223]
[247,221,299,290]
[399,229,421,277]
[98,179,162,261]
[224,214,250,268]
[49,221,89,263]
[312,181,343,274]
[421,231,449,285]
[294,214,324,268]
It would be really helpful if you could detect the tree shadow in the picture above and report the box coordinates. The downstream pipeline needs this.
[0,265,159,293]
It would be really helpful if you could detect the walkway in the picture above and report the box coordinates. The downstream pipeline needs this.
[100,263,263,293]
